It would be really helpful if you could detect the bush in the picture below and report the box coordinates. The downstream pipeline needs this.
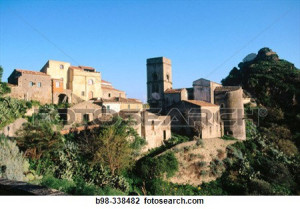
[0,135,29,181]
[41,175,125,195]
[136,152,178,180]
[277,139,298,156]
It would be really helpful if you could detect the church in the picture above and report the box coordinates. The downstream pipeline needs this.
[146,57,246,140]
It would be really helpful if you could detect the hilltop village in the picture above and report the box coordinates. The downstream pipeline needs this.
[4,57,248,149]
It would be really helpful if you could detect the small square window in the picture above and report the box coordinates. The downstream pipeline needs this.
[60,64,64,69]
[37,82,42,87]
[29,81,34,87]
[81,91,85,96]
[55,81,60,88]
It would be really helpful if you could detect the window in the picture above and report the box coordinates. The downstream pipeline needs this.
[108,93,111,98]
[29,81,34,87]
[83,114,89,123]
[128,104,130,109]
[166,74,169,81]
[152,72,158,81]
[60,64,64,69]
[163,130,167,140]
[55,81,60,88]
[81,91,85,96]
[88,79,94,85]
[37,82,42,87]
[107,105,110,110]
[152,120,155,131]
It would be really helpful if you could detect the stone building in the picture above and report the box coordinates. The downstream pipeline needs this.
[62,101,102,124]
[146,57,246,140]
[119,109,171,150]
[7,69,52,104]
[67,65,102,101]
[166,100,223,138]
[94,97,143,114]
[147,57,172,108]
[101,80,126,99]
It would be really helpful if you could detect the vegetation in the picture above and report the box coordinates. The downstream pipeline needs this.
[0,134,29,181]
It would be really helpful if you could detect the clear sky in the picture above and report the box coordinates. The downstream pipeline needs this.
[0,0,299,102]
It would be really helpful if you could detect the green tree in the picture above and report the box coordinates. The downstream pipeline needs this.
[16,121,64,160]
[93,118,135,175]
[0,135,29,181]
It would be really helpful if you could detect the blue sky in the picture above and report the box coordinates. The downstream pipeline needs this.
[1,0,299,102]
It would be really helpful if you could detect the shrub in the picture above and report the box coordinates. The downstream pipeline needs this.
[217,149,225,159]
[248,178,273,195]
[0,135,29,181]
[196,138,204,147]
[41,175,125,195]
[277,139,298,156]
[136,152,178,180]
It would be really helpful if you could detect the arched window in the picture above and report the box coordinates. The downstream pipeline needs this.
[108,93,111,98]
[88,79,94,85]
[166,74,169,81]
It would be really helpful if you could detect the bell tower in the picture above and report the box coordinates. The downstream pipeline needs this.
[147,57,172,109]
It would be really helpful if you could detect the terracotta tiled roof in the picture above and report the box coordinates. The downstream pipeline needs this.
[101,86,125,92]
[183,100,218,107]
[98,97,142,104]
[69,66,81,70]
[165,88,184,94]
[214,86,241,92]
[79,66,95,70]
[16,69,49,76]
[101,80,111,84]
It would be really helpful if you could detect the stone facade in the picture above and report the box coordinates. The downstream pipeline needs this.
[119,110,171,150]
[193,78,222,104]
[68,66,102,101]
[7,69,52,104]
[40,60,70,89]
[94,97,143,114]
[64,101,102,124]
[164,88,188,107]
[101,80,126,99]
[147,57,172,108]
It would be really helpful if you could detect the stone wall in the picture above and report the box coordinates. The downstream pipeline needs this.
[0,118,27,137]
[102,87,126,99]
[214,87,246,140]
[141,111,171,150]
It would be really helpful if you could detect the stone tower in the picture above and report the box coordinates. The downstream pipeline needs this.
[214,86,246,140]
[147,57,172,109]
